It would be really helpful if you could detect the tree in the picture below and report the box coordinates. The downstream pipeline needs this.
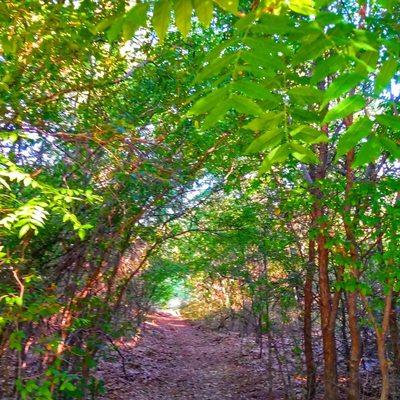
[0,0,399,398]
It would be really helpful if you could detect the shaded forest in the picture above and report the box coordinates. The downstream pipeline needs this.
[0,0,399,399]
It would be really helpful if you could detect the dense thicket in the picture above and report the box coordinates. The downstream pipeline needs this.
[0,0,399,399]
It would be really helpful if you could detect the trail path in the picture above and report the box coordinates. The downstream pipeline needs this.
[98,312,277,399]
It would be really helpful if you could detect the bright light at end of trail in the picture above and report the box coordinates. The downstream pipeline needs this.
[168,298,182,309]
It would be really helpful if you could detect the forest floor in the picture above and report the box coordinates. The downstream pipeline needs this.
[97,312,286,399]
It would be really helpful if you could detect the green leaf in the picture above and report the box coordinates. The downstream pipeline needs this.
[229,95,263,116]
[335,117,373,160]
[231,81,280,103]
[316,11,343,26]
[19,224,30,239]
[289,85,323,105]
[241,52,277,73]
[353,137,381,167]
[25,380,38,393]
[107,17,124,42]
[259,144,291,173]
[196,53,236,82]
[153,0,172,43]
[0,131,19,142]
[9,330,25,351]
[350,40,377,53]
[354,51,379,76]
[0,177,11,190]
[290,125,328,144]
[175,0,193,37]
[375,58,398,95]
[213,0,238,13]
[188,87,229,115]
[234,12,256,31]
[243,37,285,55]
[255,14,292,35]
[359,283,372,296]
[242,44,285,71]
[122,3,149,41]
[193,0,213,27]
[321,72,365,108]
[322,95,365,124]
[244,112,284,131]
[293,36,330,66]
[245,129,282,154]
[376,115,400,131]
[203,38,236,62]
[269,144,291,163]
[60,381,76,392]
[311,54,346,84]
[289,0,315,15]
[380,137,400,159]
[15,296,23,306]
[202,102,231,129]
[94,17,117,34]
[290,142,319,163]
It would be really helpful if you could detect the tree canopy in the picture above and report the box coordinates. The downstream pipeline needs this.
[0,0,399,399]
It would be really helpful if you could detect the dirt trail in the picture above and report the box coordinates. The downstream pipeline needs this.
[98,312,277,399]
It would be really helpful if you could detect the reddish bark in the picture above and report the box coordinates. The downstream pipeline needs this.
[304,237,316,399]
[315,138,338,400]
[378,290,393,400]
[389,294,400,394]
[344,148,361,400]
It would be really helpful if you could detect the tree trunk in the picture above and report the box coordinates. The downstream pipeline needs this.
[304,237,316,399]
[314,139,338,400]
[390,294,400,397]
[317,225,338,400]
[340,292,350,367]
[347,291,361,400]
[344,148,361,400]
[377,330,390,400]
[380,289,393,400]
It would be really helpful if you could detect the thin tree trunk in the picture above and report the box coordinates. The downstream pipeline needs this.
[341,292,350,368]
[315,138,338,400]
[390,294,400,398]
[373,195,397,399]
[363,289,393,400]
[377,330,390,400]
[347,291,361,400]
[267,333,273,398]
[304,236,316,399]
[379,290,393,400]
[317,225,338,400]
[344,148,361,400]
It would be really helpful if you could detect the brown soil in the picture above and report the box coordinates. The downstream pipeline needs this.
[97,312,281,399]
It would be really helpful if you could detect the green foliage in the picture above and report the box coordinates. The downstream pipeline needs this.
[322,96,366,124]
[0,158,99,240]
[335,118,373,160]
[0,0,399,398]
[375,57,398,95]
[153,0,172,42]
